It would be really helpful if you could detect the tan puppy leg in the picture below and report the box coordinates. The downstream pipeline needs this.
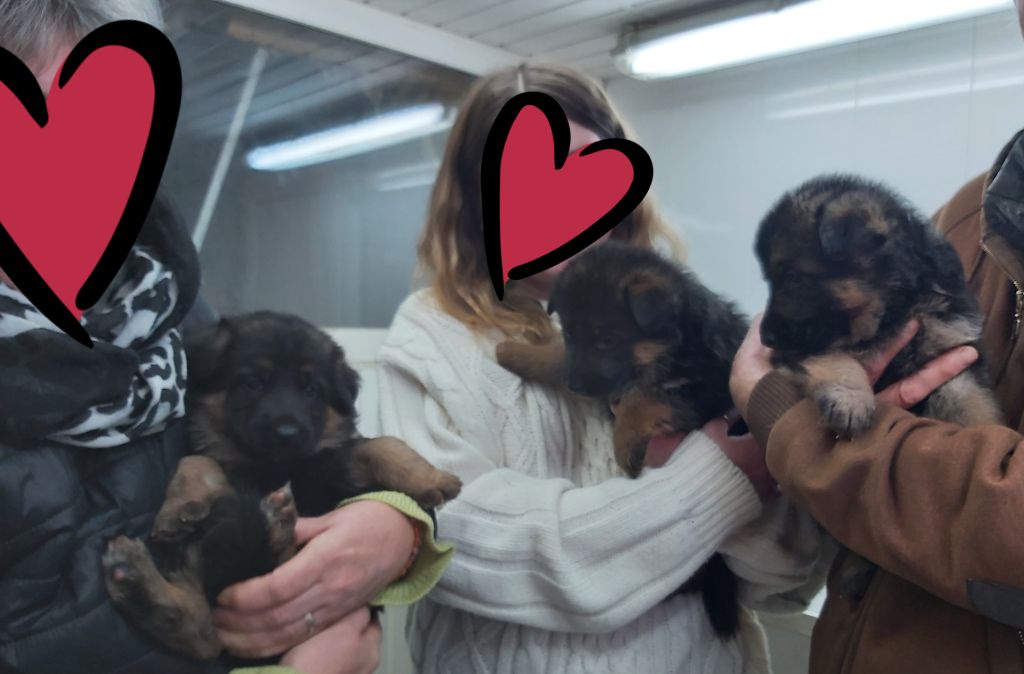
[350,436,462,508]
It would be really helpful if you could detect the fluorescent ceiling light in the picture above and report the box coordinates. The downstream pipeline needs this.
[621,0,1010,79]
[247,103,452,171]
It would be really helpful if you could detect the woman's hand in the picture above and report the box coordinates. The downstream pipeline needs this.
[644,432,686,468]
[213,500,415,658]
[643,419,776,502]
[703,415,777,502]
[729,314,773,419]
[279,606,382,674]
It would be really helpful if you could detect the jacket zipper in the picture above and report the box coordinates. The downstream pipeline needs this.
[980,241,1024,343]
[1018,628,1024,673]
[1013,280,1024,343]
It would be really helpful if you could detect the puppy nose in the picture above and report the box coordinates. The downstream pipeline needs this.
[275,422,300,438]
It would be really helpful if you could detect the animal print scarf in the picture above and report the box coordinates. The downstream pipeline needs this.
[0,201,198,448]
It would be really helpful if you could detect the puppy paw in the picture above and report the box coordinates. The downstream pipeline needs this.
[495,340,532,375]
[151,499,211,542]
[410,471,462,508]
[814,383,876,437]
[435,471,462,502]
[261,484,298,563]
[103,536,159,602]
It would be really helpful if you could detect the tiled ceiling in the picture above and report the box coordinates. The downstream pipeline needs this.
[165,1,474,138]
[354,0,755,79]
[163,0,757,140]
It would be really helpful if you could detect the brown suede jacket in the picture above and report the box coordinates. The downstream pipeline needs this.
[747,131,1024,674]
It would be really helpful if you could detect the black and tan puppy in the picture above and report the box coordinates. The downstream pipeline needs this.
[756,174,1002,436]
[102,311,461,661]
[755,174,1003,599]
[496,241,748,639]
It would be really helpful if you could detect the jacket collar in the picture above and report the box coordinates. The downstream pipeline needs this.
[982,129,1024,286]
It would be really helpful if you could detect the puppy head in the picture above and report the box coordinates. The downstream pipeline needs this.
[186,312,359,464]
[549,242,684,398]
[755,175,921,357]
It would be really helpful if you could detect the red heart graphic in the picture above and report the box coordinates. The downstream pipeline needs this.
[481,92,653,300]
[0,21,180,346]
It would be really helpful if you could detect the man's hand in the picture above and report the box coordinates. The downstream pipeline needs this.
[730,314,979,418]
[729,314,773,419]
[213,500,415,658]
[865,320,979,408]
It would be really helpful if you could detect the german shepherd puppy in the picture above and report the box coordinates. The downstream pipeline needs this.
[755,174,1003,598]
[496,241,748,639]
[756,174,1001,436]
[102,311,461,661]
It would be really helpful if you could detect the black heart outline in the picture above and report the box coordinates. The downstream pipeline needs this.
[481,91,654,301]
[0,20,181,347]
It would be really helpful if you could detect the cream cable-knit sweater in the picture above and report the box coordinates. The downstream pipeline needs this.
[376,290,822,674]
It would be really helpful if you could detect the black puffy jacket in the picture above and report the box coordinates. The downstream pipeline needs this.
[0,199,227,674]
[0,417,226,674]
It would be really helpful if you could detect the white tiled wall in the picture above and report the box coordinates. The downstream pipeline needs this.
[608,8,1024,317]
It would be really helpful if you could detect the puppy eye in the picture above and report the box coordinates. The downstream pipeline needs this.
[778,270,803,286]
[595,335,617,350]
[240,375,263,392]
[302,381,320,399]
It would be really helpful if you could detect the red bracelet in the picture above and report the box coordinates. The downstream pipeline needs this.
[399,518,423,577]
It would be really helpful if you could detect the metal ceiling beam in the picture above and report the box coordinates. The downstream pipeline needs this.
[214,0,522,75]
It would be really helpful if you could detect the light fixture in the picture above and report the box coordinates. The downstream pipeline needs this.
[247,103,452,171]
[619,0,1011,80]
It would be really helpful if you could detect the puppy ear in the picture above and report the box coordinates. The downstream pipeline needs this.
[818,203,889,260]
[329,348,361,416]
[624,280,679,334]
[185,318,232,391]
[546,276,566,316]
[546,291,559,316]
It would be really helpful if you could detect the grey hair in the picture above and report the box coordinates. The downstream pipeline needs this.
[0,0,164,66]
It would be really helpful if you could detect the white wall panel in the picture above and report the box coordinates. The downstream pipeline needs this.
[609,9,1024,316]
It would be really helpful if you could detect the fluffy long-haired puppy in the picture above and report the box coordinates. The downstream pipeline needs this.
[756,174,1002,435]
[755,174,1003,597]
[496,241,749,639]
[102,311,461,662]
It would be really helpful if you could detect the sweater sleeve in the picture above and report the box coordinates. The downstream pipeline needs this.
[747,371,1024,613]
[375,304,762,634]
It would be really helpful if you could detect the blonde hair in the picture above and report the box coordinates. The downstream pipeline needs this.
[418,63,682,344]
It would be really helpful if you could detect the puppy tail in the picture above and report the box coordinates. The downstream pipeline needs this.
[701,553,741,640]
[200,492,277,602]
